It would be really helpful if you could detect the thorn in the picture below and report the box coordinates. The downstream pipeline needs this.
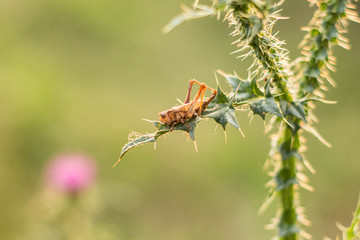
[320,99,337,104]
[302,123,332,148]
[193,140,198,153]
[216,69,225,76]
[230,78,242,102]
[224,130,228,143]
[238,127,245,138]
[214,70,220,85]
[303,159,316,174]
[193,0,199,9]
[282,117,294,129]
[112,158,121,168]
[249,115,254,124]
[216,10,221,20]
[154,142,157,150]
[299,230,312,240]
[258,191,276,215]
[142,118,153,123]
[263,121,268,134]
[299,182,315,192]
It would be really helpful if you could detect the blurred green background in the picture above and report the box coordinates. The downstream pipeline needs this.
[1,0,359,239]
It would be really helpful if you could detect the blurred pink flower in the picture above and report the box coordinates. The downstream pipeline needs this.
[45,153,97,194]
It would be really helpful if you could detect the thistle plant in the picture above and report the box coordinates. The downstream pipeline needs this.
[116,0,359,239]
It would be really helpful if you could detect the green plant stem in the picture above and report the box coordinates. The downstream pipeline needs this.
[229,4,293,102]
[230,3,301,238]
[277,117,301,239]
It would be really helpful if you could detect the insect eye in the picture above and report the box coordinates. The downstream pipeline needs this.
[160,113,166,118]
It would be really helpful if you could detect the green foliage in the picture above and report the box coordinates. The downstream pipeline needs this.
[203,85,240,130]
[114,117,200,166]
[163,5,215,33]
[247,82,282,120]
[295,0,360,97]
[279,100,307,123]
[218,71,264,102]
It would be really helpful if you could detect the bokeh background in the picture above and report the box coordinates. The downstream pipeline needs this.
[1,0,360,239]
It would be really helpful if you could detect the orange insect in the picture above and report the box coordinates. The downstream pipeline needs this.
[158,79,217,131]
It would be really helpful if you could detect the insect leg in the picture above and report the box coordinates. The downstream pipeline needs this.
[197,86,206,115]
[186,84,206,118]
[184,80,194,104]
[204,85,217,94]
[196,83,217,115]
[169,123,175,132]
[184,79,205,104]
[180,118,191,132]
[183,122,191,132]
[201,85,217,111]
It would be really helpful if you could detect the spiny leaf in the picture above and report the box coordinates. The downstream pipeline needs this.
[163,4,215,33]
[248,96,282,119]
[247,80,283,119]
[114,118,200,166]
[280,100,307,123]
[218,71,264,102]
[203,85,240,130]
[243,16,264,43]
[212,84,229,104]
[152,117,200,141]
[312,46,328,61]
[205,106,239,130]
[264,79,272,98]
[114,133,156,167]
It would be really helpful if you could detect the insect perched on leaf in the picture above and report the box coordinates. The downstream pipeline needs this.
[158,79,217,131]
[112,79,218,167]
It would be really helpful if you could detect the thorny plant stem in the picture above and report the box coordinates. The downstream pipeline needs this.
[279,118,300,240]
[224,1,301,238]
[231,4,300,238]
